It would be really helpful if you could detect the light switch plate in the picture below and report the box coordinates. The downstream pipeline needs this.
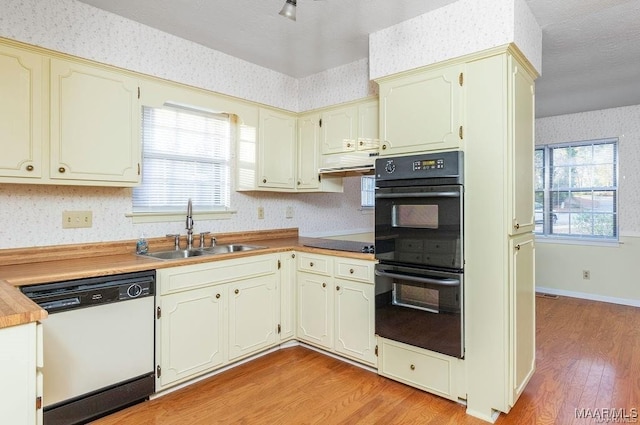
[62,211,93,228]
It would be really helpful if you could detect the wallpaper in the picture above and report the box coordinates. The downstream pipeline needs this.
[368,0,542,80]
[535,104,640,236]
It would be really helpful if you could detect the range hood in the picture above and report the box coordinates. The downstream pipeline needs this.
[319,151,377,176]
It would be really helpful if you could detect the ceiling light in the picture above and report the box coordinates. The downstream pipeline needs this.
[279,0,296,21]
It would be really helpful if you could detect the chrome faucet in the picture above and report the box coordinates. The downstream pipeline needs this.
[186,198,194,249]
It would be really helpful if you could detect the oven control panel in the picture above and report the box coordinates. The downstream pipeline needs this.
[375,151,463,182]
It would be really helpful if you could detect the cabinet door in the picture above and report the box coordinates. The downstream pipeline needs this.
[228,274,278,361]
[0,323,37,425]
[509,234,535,406]
[279,252,297,341]
[157,286,226,389]
[50,59,140,184]
[297,113,320,190]
[320,104,357,154]
[509,57,536,234]
[297,271,333,349]
[258,108,296,189]
[334,279,376,366]
[357,99,380,151]
[0,45,43,179]
[379,64,463,155]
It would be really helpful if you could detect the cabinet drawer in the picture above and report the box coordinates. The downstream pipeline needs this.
[334,259,374,283]
[379,338,451,397]
[297,253,331,276]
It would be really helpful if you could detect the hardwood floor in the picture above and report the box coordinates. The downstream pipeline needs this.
[93,296,640,424]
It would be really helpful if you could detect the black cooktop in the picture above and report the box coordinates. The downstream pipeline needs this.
[303,239,375,254]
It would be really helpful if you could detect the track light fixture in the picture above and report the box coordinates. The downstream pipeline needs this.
[279,0,297,21]
[279,0,324,22]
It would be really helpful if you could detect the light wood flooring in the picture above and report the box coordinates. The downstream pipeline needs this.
[93,296,640,424]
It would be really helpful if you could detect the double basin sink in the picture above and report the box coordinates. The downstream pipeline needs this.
[142,244,266,260]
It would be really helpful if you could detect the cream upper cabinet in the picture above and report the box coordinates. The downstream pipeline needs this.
[0,45,44,179]
[258,108,296,189]
[378,64,463,156]
[320,99,379,155]
[156,285,226,390]
[509,58,536,234]
[509,233,535,407]
[228,274,278,361]
[297,112,321,190]
[320,104,357,154]
[50,58,140,185]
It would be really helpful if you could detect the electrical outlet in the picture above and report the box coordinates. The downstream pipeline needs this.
[62,211,93,228]
[582,270,591,280]
[257,206,265,220]
[285,206,294,219]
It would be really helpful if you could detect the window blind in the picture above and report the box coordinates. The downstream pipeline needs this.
[133,105,231,213]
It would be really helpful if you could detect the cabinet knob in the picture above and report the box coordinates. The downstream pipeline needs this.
[291,253,296,258]
[410,364,416,371]
[346,143,352,148]
[309,262,314,267]
[297,181,301,185]
[262,178,267,183]
[336,286,340,291]
[322,282,326,288]
[216,293,221,299]
[382,144,387,150]
[359,141,364,146]
[58,167,66,173]
[349,268,354,274]
[26,165,34,172]
[235,289,239,294]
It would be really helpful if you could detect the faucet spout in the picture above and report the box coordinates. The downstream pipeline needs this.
[186,198,194,249]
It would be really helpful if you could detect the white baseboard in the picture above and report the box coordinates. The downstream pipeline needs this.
[536,286,640,308]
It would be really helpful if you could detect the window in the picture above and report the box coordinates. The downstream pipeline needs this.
[361,175,375,208]
[535,138,618,240]
[133,105,231,214]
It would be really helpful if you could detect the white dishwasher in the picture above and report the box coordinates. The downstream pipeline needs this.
[21,270,156,425]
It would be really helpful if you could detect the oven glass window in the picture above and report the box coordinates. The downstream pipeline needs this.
[392,204,438,228]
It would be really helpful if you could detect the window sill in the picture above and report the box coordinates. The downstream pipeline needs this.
[127,210,237,224]
[534,234,620,248]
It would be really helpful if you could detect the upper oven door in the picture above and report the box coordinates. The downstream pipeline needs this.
[375,184,463,271]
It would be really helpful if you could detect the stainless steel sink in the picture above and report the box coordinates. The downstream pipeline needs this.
[203,244,266,254]
[141,244,266,260]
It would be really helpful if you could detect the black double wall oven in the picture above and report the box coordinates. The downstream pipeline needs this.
[374,151,464,358]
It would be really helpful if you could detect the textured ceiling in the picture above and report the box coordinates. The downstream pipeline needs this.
[75,0,640,118]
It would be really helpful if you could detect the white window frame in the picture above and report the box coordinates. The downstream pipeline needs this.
[535,138,618,242]
[130,104,235,223]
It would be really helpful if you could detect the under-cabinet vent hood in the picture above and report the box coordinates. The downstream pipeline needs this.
[319,151,377,176]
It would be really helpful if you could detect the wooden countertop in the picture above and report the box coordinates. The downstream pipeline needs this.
[0,229,375,329]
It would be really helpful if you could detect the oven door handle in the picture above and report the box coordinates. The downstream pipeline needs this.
[374,269,460,287]
[375,191,460,199]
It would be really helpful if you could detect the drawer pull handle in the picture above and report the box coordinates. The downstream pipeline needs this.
[514,223,520,230]
[216,293,220,299]
[410,364,416,371]
[310,262,314,267]
[349,268,354,274]
[515,244,521,251]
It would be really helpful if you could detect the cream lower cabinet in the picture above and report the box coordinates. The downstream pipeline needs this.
[155,254,281,390]
[297,253,376,366]
[278,252,297,341]
[378,337,465,402]
[0,322,43,425]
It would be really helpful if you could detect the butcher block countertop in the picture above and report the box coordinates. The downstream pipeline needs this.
[0,228,374,329]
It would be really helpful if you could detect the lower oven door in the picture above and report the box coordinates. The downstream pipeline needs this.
[375,264,464,358]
